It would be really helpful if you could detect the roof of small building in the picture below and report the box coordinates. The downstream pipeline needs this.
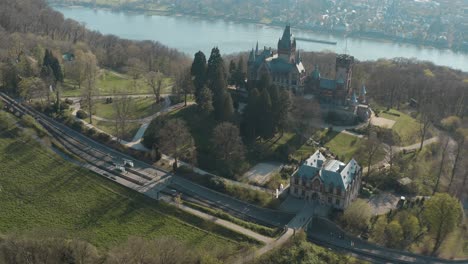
[295,150,361,189]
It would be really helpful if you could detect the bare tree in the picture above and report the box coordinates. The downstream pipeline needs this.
[81,54,98,124]
[175,68,193,107]
[360,133,381,178]
[158,119,195,169]
[433,136,449,194]
[418,111,432,151]
[212,122,245,176]
[113,93,134,141]
[146,71,163,103]
[448,129,467,192]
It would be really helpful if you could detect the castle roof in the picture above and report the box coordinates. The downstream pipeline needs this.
[320,78,336,90]
[278,25,295,50]
[295,150,360,189]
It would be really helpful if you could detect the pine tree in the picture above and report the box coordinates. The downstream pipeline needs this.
[197,86,214,115]
[258,87,274,139]
[241,88,260,143]
[191,51,207,99]
[268,84,280,131]
[228,60,236,85]
[234,56,246,88]
[212,65,228,120]
[206,47,224,89]
[222,93,234,121]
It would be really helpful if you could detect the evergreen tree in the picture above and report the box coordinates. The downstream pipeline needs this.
[42,49,63,83]
[206,47,224,88]
[228,59,236,85]
[241,88,260,143]
[234,56,246,88]
[268,84,280,132]
[222,93,234,121]
[190,51,207,99]
[258,87,274,139]
[212,66,228,120]
[277,89,292,134]
[197,86,214,115]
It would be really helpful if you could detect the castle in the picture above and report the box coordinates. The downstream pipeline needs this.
[247,25,307,94]
[247,25,368,113]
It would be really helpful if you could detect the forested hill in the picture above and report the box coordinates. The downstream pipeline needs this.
[0,0,190,77]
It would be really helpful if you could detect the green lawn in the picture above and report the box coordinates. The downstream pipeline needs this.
[62,69,172,97]
[292,143,316,161]
[324,132,362,162]
[94,97,163,120]
[379,109,421,146]
[322,131,385,165]
[0,133,251,254]
[92,118,141,142]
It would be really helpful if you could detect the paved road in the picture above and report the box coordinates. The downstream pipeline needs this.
[308,217,468,264]
[160,195,274,244]
[171,177,294,227]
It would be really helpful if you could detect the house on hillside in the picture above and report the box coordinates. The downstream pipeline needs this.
[290,150,362,210]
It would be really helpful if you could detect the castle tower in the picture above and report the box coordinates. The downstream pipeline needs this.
[277,25,296,63]
[335,54,354,93]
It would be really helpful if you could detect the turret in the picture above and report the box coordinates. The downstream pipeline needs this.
[312,65,321,80]
[248,48,256,63]
[351,90,358,105]
[359,84,367,104]
[277,24,296,63]
[295,50,302,64]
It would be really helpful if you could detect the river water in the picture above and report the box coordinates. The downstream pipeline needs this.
[54,6,468,72]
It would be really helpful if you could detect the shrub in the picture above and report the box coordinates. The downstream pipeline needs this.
[87,128,98,137]
[76,110,88,119]
[64,98,74,105]
[177,165,194,174]
[71,120,85,132]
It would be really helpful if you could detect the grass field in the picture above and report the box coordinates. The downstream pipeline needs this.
[94,97,163,120]
[62,69,172,97]
[0,132,251,253]
[92,118,141,141]
[379,109,422,146]
[322,131,385,165]
[324,132,362,161]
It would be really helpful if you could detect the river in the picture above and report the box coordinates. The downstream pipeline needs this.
[54,6,468,72]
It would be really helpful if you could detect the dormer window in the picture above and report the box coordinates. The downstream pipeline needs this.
[337,187,342,196]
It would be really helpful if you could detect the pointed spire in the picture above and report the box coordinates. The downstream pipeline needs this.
[312,64,321,79]
[248,48,255,62]
[296,50,301,63]
[351,90,358,105]
[255,41,259,55]
[361,84,367,95]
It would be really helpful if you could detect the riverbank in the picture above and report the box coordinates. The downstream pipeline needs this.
[50,3,468,54]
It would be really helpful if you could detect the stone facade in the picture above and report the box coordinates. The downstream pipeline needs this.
[290,150,362,210]
[247,25,307,93]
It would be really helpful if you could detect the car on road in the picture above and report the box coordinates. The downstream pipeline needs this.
[170,189,179,197]
[114,166,126,173]
[123,159,134,168]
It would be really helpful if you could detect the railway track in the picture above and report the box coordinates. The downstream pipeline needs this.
[0,92,165,188]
